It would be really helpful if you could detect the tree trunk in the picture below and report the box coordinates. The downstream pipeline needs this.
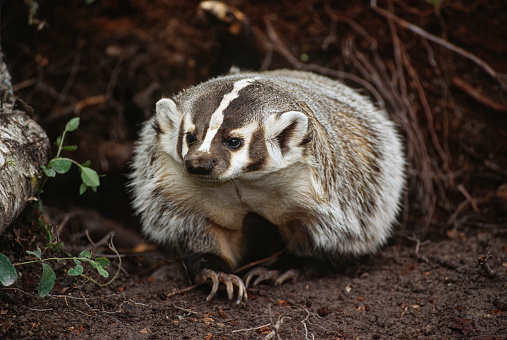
[0,53,50,235]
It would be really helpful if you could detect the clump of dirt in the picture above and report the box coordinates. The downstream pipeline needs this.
[1,0,506,339]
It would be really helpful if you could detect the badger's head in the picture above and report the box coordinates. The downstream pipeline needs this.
[154,76,311,182]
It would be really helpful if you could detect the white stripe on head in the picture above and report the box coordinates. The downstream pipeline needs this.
[198,78,257,153]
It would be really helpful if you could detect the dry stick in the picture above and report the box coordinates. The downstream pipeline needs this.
[447,200,469,225]
[370,0,507,91]
[231,323,271,334]
[324,3,378,49]
[399,37,450,169]
[385,9,449,170]
[166,284,198,299]
[456,184,480,214]
[452,77,507,112]
[263,16,386,107]
[383,13,436,221]
[234,248,286,274]
[56,49,82,106]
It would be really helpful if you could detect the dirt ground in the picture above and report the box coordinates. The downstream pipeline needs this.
[1,0,507,339]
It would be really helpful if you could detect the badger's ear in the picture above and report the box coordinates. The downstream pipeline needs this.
[265,111,309,158]
[155,98,181,132]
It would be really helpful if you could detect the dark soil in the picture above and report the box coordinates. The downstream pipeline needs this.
[1,0,506,339]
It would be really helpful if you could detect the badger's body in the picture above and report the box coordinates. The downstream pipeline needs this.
[130,70,404,297]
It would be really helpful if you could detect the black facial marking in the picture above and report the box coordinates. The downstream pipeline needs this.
[176,118,185,160]
[245,127,267,172]
[299,130,313,147]
[277,122,297,156]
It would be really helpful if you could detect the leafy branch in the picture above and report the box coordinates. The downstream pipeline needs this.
[0,235,120,297]
[40,117,100,195]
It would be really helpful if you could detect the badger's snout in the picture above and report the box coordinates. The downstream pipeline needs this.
[184,152,216,175]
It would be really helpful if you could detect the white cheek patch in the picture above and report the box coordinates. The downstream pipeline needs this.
[222,121,259,178]
[198,78,258,153]
[264,110,308,168]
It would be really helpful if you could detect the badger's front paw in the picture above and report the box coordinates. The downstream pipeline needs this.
[196,269,247,304]
[184,253,247,304]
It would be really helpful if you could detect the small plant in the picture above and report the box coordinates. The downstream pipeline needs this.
[0,117,115,296]
[0,238,120,297]
[41,117,100,195]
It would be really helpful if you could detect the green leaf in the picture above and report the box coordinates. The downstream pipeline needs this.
[62,145,78,152]
[95,257,110,269]
[38,263,56,297]
[54,136,62,147]
[0,252,18,286]
[26,245,42,261]
[41,165,56,177]
[90,261,109,278]
[81,160,91,168]
[65,117,80,132]
[48,158,72,174]
[68,264,83,276]
[79,250,91,259]
[79,182,88,195]
[80,166,100,187]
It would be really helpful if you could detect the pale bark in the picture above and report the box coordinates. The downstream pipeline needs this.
[0,53,50,234]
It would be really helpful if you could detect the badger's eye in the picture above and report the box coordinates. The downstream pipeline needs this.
[224,137,243,149]
[186,133,197,146]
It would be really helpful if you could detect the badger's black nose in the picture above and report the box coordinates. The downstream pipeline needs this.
[184,154,216,175]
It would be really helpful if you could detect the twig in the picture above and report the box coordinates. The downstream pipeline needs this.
[171,304,200,315]
[456,184,480,214]
[477,251,496,278]
[386,10,449,169]
[324,3,378,49]
[166,284,198,299]
[370,0,507,90]
[263,16,386,107]
[231,323,271,333]
[447,200,470,225]
[403,234,430,263]
[29,308,53,312]
[56,49,83,106]
[234,248,286,273]
[265,304,288,340]
[85,230,113,251]
[452,77,507,112]
[301,307,316,340]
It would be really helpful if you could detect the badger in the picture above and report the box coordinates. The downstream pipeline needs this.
[130,69,405,304]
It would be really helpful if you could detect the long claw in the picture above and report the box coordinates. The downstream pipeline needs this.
[244,267,269,288]
[244,267,301,287]
[274,269,299,286]
[229,274,248,304]
[253,269,280,286]
[202,269,220,301]
[218,272,234,300]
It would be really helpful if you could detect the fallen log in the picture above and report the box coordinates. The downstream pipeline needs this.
[0,53,50,235]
